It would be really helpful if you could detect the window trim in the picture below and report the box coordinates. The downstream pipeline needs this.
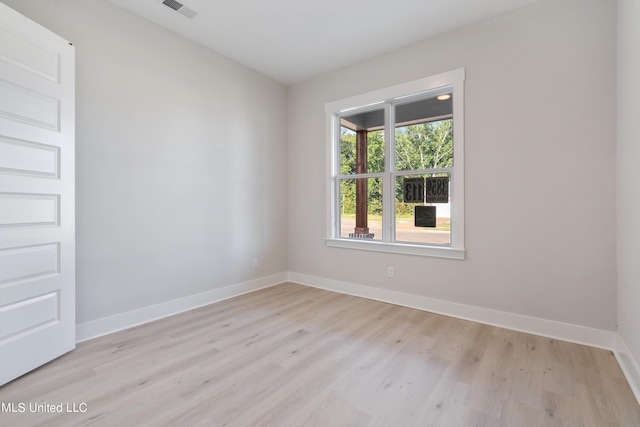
[325,68,466,259]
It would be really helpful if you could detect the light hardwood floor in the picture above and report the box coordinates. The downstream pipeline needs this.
[1,282,639,426]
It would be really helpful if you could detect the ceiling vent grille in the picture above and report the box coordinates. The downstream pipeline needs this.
[162,0,198,19]
[162,0,182,11]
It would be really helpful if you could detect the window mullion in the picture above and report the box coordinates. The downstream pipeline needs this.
[382,103,394,243]
[400,167,454,176]
[337,172,384,180]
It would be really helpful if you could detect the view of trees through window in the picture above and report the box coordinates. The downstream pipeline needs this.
[339,119,453,241]
[339,128,384,216]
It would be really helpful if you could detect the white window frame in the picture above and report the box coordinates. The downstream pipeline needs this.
[325,68,465,260]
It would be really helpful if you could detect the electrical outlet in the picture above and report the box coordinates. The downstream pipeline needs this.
[252,258,258,268]
[387,267,394,278]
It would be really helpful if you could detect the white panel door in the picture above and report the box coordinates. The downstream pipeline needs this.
[0,3,75,385]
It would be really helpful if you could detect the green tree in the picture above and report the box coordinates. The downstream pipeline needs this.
[339,128,356,214]
[395,119,453,171]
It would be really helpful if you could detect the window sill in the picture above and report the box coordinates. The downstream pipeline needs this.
[325,238,465,260]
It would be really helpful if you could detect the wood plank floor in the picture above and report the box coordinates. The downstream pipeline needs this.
[1,282,639,426]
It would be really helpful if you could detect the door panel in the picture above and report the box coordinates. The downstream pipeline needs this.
[0,3,75,386]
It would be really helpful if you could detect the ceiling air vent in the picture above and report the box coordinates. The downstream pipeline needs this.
[162,0,198,19]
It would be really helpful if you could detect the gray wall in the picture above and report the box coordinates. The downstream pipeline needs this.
[4,0,626,339]
[617,0,640,380]
[288,0,617,330]
[3,0,289,324]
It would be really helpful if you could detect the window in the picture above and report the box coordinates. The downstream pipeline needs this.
[325,68,465,259]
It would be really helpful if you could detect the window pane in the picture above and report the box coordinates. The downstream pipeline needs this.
[340,107,385,175]
[366,130,384,174]
[395,174,451,245]
[395,94,453,172]
[339,127,356,175]
[339,177,382,240]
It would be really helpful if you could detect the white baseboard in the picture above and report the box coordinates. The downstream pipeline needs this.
[287,272,616,350]
[76,272,288,342]
[615,334,640,405]
[74,270,638,407]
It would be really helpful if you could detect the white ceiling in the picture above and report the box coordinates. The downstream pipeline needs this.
[107,0,541,85]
